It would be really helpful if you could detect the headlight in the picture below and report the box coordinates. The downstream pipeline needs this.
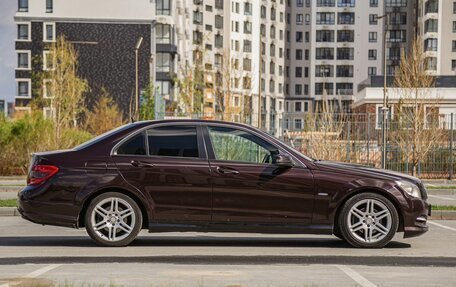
[396,180,422,199]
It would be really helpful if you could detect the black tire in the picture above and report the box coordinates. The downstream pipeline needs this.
[338,192,399,248]
[85,192,142,247]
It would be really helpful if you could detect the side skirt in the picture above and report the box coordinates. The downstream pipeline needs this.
[148,222,333,235]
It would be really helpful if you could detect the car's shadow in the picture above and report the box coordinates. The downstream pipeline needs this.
[0,236,411,249]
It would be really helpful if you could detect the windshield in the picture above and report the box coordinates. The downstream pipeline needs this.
[73,123,136,150]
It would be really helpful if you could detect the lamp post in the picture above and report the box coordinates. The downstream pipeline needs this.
[377,13,389,169]
[135,37,144,121]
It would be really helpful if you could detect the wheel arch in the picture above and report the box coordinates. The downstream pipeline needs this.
[332,188,404,235]
[77,187,149,229]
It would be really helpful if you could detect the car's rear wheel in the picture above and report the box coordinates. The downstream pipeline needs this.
[338,192,398,248]
[85,192,142,247]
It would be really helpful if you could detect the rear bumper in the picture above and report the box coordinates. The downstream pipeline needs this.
[17,188,79,228]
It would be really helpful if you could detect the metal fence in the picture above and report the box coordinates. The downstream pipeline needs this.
[158,111,456,179]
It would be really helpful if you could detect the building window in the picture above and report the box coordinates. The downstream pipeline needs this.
[425,19,438,33]
[156,24,172,44]
[295,67,302,78]
[426,57,437,71]
[43,51,54,70]
[16,79,31,98]
[215,34,223,48]
[295,84,302,95]
[316,12,335,25]
[18,0,28,12]
[424,38,438,51]
[369,14,377,25]
[17,23,30,41]
[336,65,354,77]
[296,14,303,25]
[205,5,212,12]
[296,49,303,60]
[215,0,223,9]
[17,51,30,69]
[156,81,171,98]
[243,21,251,34]
[368,49,377,60]
[337,30,354,42]
[315,65,333,77]
[296,31,303,42]
[294,119,302,130]
[390,12,407,25]
[338,0,355,7]
[316,30,334,42]
[387,30,406,42]
[43,23,55,42]
[370,0,378,7]
[317,0,335,7]
[453,41,456,52]
[337,48,354,60]
[243,40,251,53]
[368,67,377,76]
[215,15,224,29]
[368,32,377,42]
[452,60,456,71]
[453,21,456,33]
[46,0,53,12]
[454,2,456,13]
[295,102,302,112]
[43,79,53,98]
[338,13,355,25]
[386,0,407,7]
[376,105,393,129]
[316,48,334,60]
[193,11,203,24]
[297,0,304,7]
[157,53,172,72]
[244,2,252,15]
[315,83,334,95]
[157,0,171,15]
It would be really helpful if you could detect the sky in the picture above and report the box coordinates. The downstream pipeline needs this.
[0,0,16,103]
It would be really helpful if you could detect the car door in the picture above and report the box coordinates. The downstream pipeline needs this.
[204,124,315,224]
[111,124,212,222]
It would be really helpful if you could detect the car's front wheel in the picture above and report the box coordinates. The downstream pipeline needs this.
[338,192,399,248]
[85,192,142,247]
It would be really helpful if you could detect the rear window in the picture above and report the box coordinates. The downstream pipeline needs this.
[147,126,199,158]
[74,123,137,150]
[116,133,146,155]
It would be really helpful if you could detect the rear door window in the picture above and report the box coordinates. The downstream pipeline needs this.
[147,126,199,158]
[116,133,147,155]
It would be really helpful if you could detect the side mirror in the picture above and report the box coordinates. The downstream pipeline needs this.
[274,154,293,168]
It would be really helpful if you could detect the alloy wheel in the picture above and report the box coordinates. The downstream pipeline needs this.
[90,197,136,242]
[347,198,392,244]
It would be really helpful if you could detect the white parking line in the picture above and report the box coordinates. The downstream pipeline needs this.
[0,264,61,287]
[336,265,377,287]
[428,195,456,201]
[428,221,456,232]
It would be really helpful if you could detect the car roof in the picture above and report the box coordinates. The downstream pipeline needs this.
[134,119,253,128]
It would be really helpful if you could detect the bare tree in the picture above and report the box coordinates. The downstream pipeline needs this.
[392,37,443,175]
[300,91,349,161]
[47,36,89,146]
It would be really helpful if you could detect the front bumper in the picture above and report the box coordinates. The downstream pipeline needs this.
[402,198,430,239]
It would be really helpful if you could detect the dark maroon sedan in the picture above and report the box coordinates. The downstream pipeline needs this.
[18,120,430,248]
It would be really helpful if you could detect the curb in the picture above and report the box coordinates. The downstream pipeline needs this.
[0,186,23,193]
[0,207,19,217]
[430,210,456,220]
[428,189,456,195]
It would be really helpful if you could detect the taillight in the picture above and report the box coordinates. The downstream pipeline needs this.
[27,165,59,186]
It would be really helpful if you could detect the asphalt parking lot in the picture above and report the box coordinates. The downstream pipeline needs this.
[0,217,455,287]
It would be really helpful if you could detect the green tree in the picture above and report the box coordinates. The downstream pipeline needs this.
[85,88,124,135]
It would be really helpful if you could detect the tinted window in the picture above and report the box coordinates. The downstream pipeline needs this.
[208,126,278,164]
[117,133,146,155]
[147,126,199,158]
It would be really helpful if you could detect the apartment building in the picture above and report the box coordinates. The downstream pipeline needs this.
[14,0,158,117]
[284,0,416,132]
[191,0,286,136]
[416,0,456,75]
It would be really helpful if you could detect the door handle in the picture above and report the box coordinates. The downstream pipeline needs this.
[216,166,240,175]
[130,160,155,168]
